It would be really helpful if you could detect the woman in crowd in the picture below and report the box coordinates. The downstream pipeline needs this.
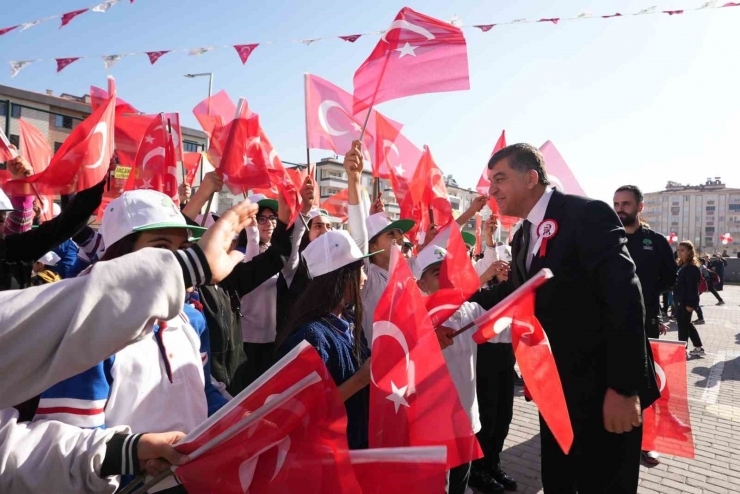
[278,230,375,450]
[674,241,705,356]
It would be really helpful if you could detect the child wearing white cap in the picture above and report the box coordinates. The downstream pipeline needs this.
[32,189,228,493]
[414,245,507,494]
[30,251,62,286]
[278,229,379,450]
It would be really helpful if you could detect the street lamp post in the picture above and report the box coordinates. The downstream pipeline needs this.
[184,73,215,220]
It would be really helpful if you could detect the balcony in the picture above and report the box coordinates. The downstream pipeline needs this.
[319,178,348,189]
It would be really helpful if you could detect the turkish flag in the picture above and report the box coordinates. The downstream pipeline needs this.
[174,341,360,494]
[305,74,402,178]
[349,446,448,494]
[37,195,57,223]
[124,114,179,204]
[193,90,239,165]
[373,110,403,179]
[421,223,480,327]
[19,119,52,174]
[413,146,451,228]
[183,152,202,187]
[60,9,88,28]
[642,340,695,458]
[371,246,482,469]
[320,188,349,223]
[476,130,518,230]
[4,78,115,196]
[353,7,470,113]
[471,269,573,454]
[258,128,299,228]
[381,124,423,243]
[220,102,271,195]
[234,44,259,64]
[539,141,586,196]
[0,127,17,162]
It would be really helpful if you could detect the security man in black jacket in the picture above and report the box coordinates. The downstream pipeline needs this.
[613,185,677,338]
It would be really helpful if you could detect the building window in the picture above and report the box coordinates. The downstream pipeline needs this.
[706,211,714,216]
[54,142,63,153]
[54,115,74,129]
[729,204,740,212]
[11,106,21,118]
[183,141,201,152]
[706,227,715,233]
[0,104,5,116]
[707,200,715,205]
[9,134,19,148]
[706,206,715,211]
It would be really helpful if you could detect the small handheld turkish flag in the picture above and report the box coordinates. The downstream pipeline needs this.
[174,341,361,494]
[371,246,482,469]
[642,339,695,458]
[182,152,201,187]
[321,188,349,223]
[353,7,470,113]
[349,446,448,494]
[18,119,51,174]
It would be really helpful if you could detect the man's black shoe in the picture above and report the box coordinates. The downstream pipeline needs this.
[468,468,505,494]
[491,467,518,491]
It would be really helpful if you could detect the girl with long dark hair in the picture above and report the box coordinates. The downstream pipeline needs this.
[674,241,704,356]
[278,230,377,450]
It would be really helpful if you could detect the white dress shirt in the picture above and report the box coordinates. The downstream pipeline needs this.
[525,187,554,270]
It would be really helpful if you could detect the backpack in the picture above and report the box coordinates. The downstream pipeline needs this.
[709,271,720,286]
[699,275,708,294]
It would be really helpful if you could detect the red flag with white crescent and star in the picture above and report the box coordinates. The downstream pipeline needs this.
[233,44,259,64]
[320,187,349,223]
[258,127,300,227]
[56,57,81,73]
[539,140,587,196]
[371,246,482,469]
[3,78,116,196]
[146,50,170,65]
[304,74,402,178]
[352,7,470,113]
[19,118,52,175]
[642,339,695,458]
[174,341,361,494]
[471,269,574,454]
[218,100,271,195]
[60,9,88,28]
[124,113,180,205]
[182,152,201,187]
[476,130,519,230]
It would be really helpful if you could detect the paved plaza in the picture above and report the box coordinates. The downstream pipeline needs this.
[483,285,740,494]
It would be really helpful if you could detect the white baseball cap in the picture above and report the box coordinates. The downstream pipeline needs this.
[308,208,329,221]
[100,190,207,248]
[248,193,279,213]
[413,244,448,279]
[0,188,16,212]
[302,230,380,278]
[366,212,414,242]
[37,251,61,266]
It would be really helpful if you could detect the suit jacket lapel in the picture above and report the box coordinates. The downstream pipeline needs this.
[527,190,567,277]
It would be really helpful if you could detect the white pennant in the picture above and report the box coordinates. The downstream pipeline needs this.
[301,38,319,46]
[574,11,592,19]
[698,0,718,8]
[189,47,213,56]
[102,54,123,70]
[20,20,42,31]
[634,6,658,15]
[9,60,34,78]
[448,14,463,27]
[92,0,120,13]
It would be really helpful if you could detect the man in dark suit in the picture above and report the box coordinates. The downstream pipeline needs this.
[487,144,658,493]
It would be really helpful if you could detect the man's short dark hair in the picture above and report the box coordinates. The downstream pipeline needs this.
[615,185,643,204]
[487,143,550,186]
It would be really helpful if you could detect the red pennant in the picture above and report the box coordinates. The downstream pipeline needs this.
[353,7,470,113]
[602,13,622,18]
[664,10,684,15]
[642,340,695,458]
[422,223,481,327]
[538,18,560,24]
[371,247,483,469]
[320,188,349,223]
[722,2,740,6]
[339,34,361,42]
[0,25,18,36]
[56,57,80,73]
[60,9,88,28]
[175,342,361,493]
[233,44,259,64]
[146,50,170,65]
[474,24,495,32]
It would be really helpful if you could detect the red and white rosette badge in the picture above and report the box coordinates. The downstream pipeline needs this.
[533,219,559,257]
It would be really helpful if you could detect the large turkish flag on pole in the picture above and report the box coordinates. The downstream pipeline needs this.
[642,339,695,458]
[353,7,470,113]
[371,246,482,469]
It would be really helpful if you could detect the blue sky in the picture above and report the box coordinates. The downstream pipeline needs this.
[2,0,740,204]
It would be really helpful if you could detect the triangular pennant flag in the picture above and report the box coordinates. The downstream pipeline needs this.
[698,0,718,7]
[538,18,560,24]
[9,60,34,78]
[102,54,124,70]
[722,1,740,6]
[233,44,259,64]
[92,0,120,13]
[20,20,42,31]
[0,25,18,36]
[189,46,213,56]
[56,57,81,73]
[60,9,89,28]
[146,50,170,65]
[302,38,320,46]
[634,6,658,15]
[474,24,495,32]
[664,10,684,15]
[602,12,623,18]
[339,34,361,42]
[574,11,592,19]
[448,14,463,27]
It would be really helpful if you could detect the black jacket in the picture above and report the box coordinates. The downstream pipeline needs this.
[490,190,658,422]
[674,264,700,309]
[625,226,677,315]
[0,180,104,290]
